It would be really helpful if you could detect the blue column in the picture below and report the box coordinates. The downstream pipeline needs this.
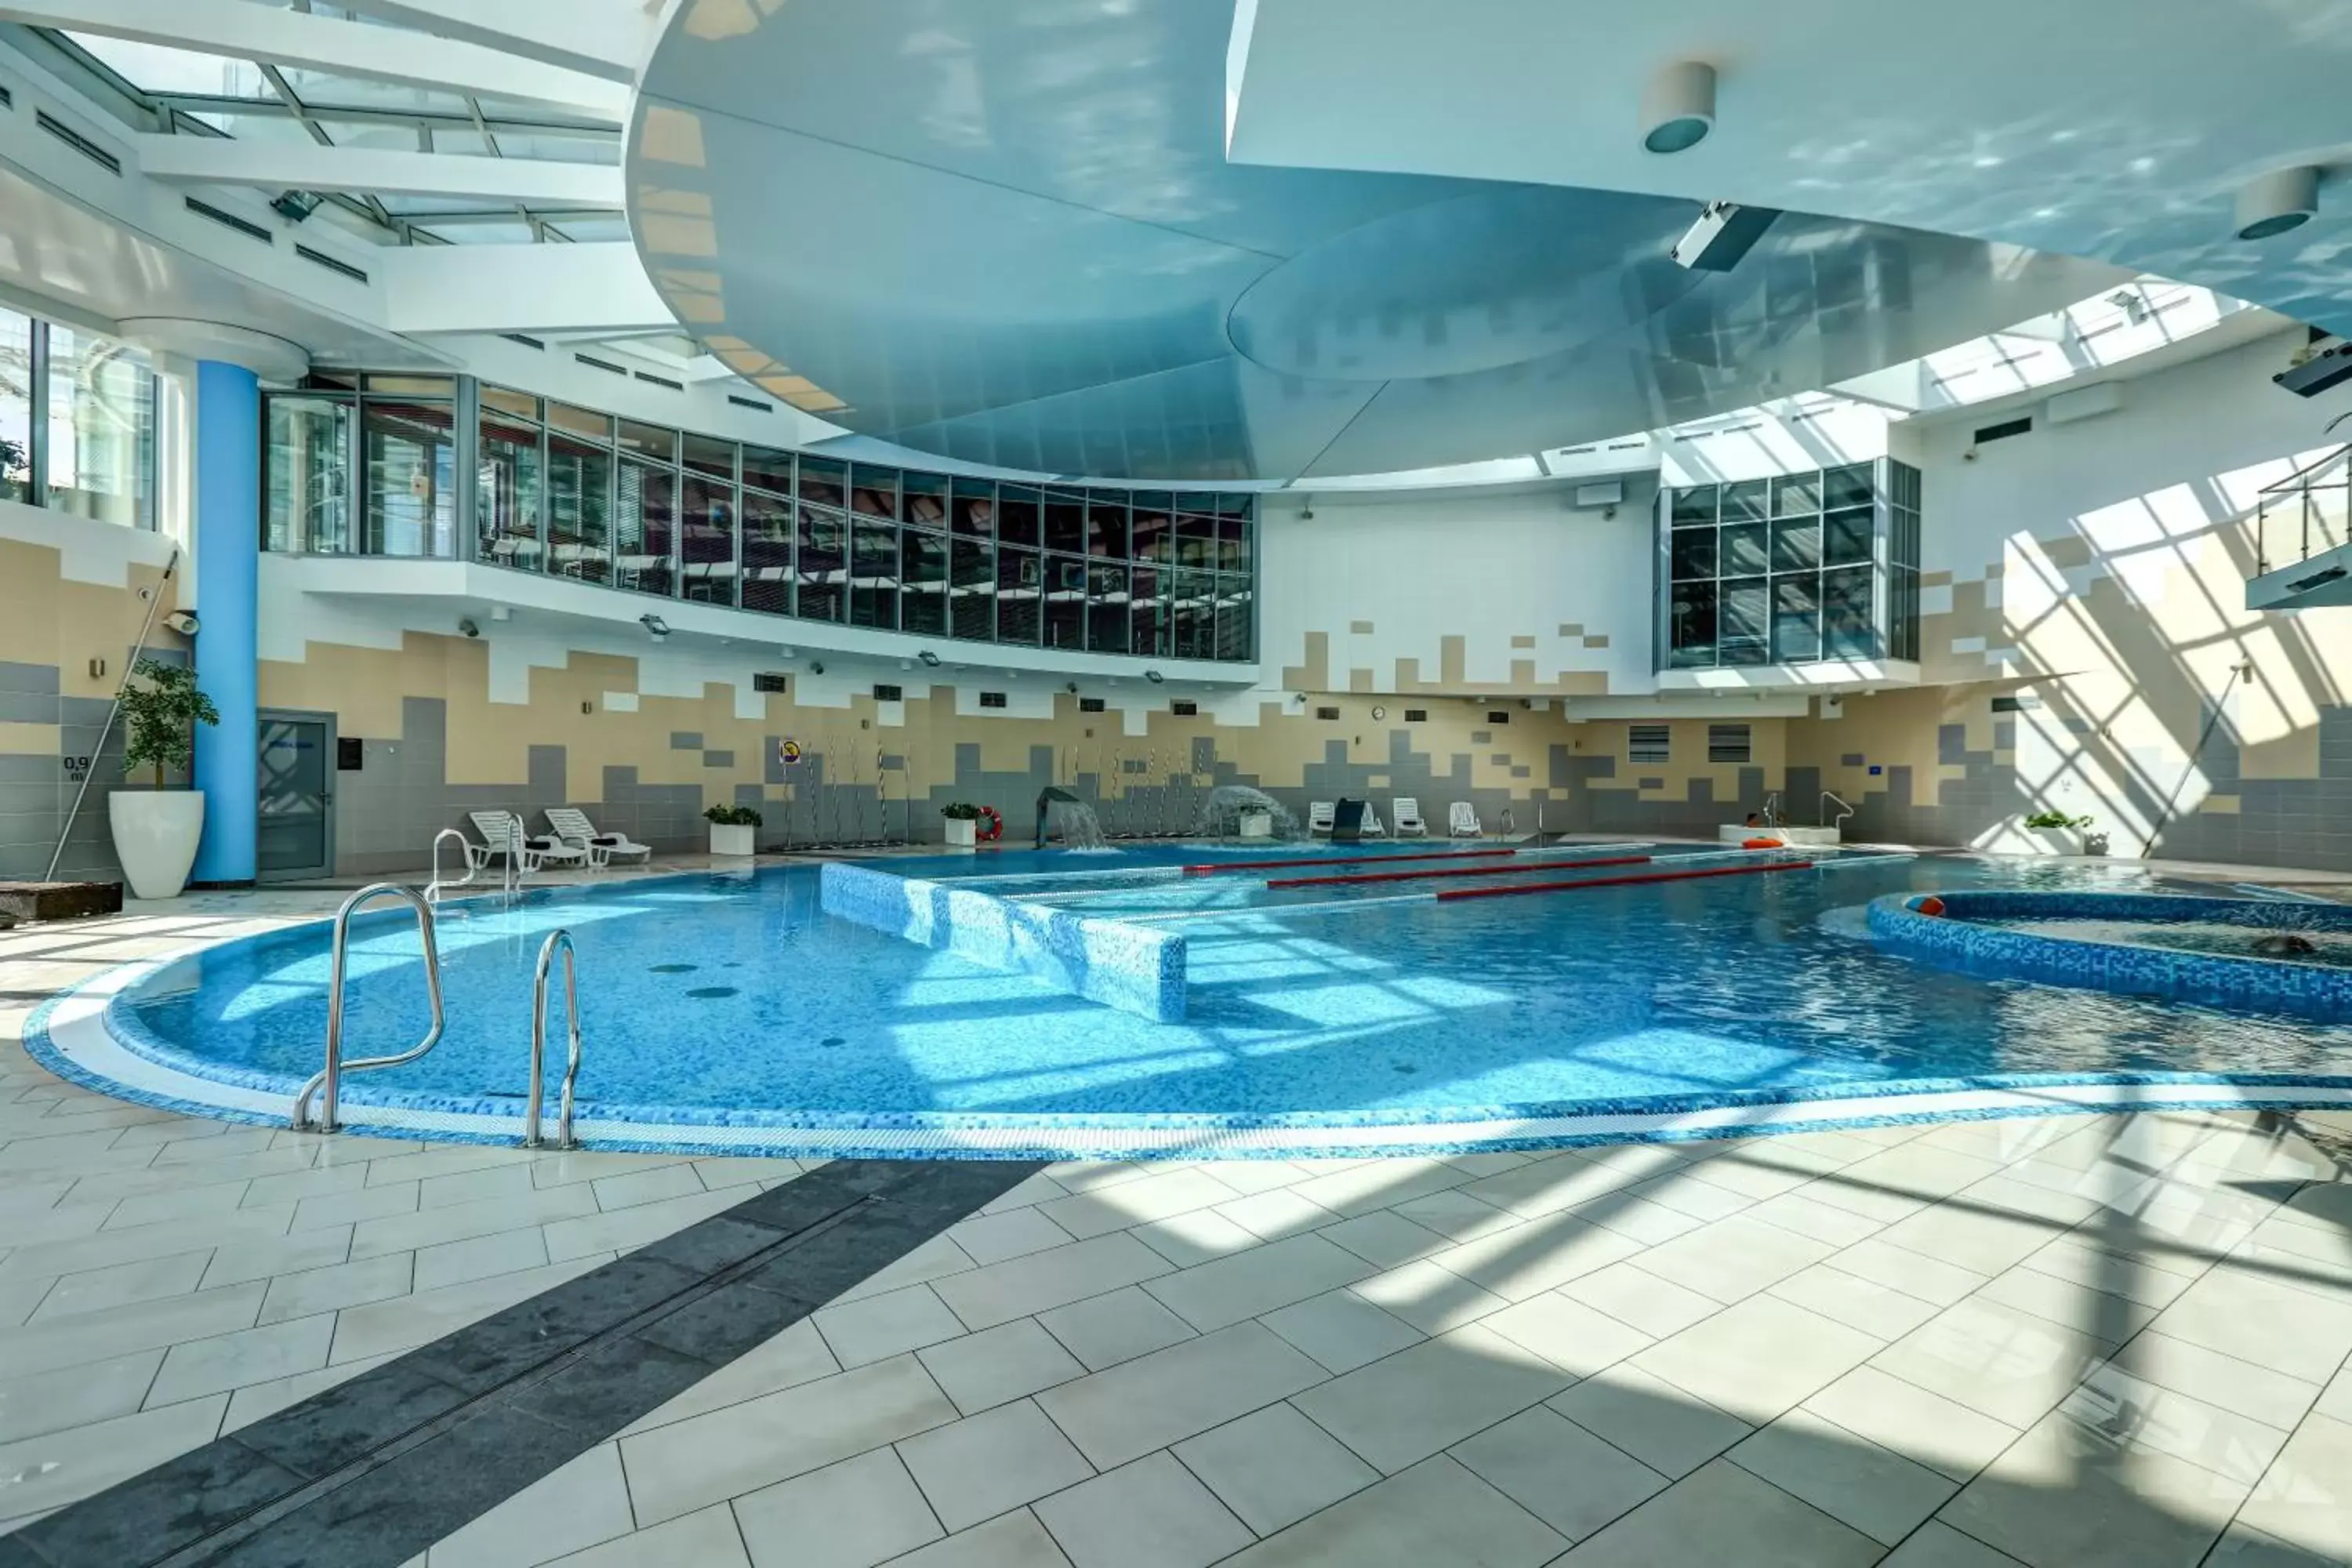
[191,360,260,886]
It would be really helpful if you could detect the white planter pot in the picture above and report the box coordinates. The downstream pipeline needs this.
[2026,827,2080,855]
[708,822,757,856]
[1238,811,1273,840]
[108,791,205,899]
[943,817,978,848]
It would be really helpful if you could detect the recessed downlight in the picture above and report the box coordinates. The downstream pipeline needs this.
[1642,61,1716,154]
[2236,166,2319,241]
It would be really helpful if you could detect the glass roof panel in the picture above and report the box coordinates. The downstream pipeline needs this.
[66,33,271,98]
[184,111,321,147]
[494,134,622,166]
[413,220,538,245]
[310,118,431,151]
[272,68,474,115]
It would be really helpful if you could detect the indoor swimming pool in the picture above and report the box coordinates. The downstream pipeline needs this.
[31,843,2352,1158]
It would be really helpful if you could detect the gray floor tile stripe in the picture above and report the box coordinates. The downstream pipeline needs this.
[5,1158,1044,1568]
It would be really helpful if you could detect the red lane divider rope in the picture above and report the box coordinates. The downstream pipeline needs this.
[1181,848,1517,877]
[1435,858,1813,902]
[1265,855,1652,891]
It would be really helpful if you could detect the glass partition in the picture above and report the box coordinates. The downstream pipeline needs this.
[261,376,1261,660]
[1661,459,1917,670]
[0,309,30,504]
[270,396,354,553]
[45,327,157,528]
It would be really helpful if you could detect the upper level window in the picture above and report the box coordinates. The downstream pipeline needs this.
[0,308,157,529]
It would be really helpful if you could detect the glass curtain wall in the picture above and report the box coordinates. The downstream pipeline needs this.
[1664,460,1920,670]
[261,377,1260,662]
[0,308,158,527]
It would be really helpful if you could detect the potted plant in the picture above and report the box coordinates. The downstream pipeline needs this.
[109,657,220,899]
[0,434,28,503]
[703,803,761,856]
[2023,809,2094,855]
[941,802,983,848]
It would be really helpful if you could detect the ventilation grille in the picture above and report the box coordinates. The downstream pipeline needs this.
[979,691,1007,709]
[634,370,684,390]
[36,111,118,172]
[1708,723,1752,764]
[1079,697,1106,713]
[294,244,367,282]
[1628,723,1670,764]
[1404,708,1428,723]
[184,196,273,243]
[1486,710,1511,725]
[727,394,772,412]
[0,85,14,109]
[575,353,627,376]
[751,672,789,694]
[872,684,902,702]
[1316,706,1341,720]
[501,333,546,350]
[1170,699,1198,717]
[1973,416,2032,445]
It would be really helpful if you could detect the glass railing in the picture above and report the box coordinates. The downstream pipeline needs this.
[2256,446,2350,577]
[263,375,1258,662]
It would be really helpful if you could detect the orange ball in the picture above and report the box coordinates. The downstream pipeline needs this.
[1916,895,1947,916]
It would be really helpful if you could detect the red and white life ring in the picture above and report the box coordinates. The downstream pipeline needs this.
[975,805,1004,843]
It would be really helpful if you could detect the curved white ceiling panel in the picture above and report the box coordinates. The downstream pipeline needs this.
[630,0,2118,481]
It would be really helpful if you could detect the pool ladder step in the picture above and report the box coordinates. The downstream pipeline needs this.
[289,887,580,1150]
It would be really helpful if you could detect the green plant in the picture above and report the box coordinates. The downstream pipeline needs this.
[2024,810,2095,830]
[0,434,27,495]
[702,804,764,827]
[941,802,982,820]
[119,658,219,789]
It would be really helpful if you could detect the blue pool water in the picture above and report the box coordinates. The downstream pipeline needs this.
[117,843,2352,1133]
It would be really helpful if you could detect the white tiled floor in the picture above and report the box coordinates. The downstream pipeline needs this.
[383,1106,2352,1568]
[0,901,812,1533]
[8,888,2352,1566]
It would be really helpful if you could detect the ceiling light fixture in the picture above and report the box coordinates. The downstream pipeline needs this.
[270,190,322,224]
[1671,200,1781,271]
[918,650,942,666]
[1641,61,1715,154]
[2236,166,2319,241]
[1145,670,1165,684]
[639,613,670,640]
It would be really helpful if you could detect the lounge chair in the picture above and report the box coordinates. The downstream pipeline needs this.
[1448,802,1483,838]
[1392,799,1427,837]
[546,807,652,869]
[1359,804,1385,837]
[1308,800,1336,837]
[466,810,588,876]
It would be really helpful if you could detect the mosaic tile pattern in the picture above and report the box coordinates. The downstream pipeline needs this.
[821,863,1188,1023]
[1868,890,2352,1022]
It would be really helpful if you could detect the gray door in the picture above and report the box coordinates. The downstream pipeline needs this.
[257,711,336,882]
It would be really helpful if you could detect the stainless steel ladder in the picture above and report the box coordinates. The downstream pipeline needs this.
[524,929,582,1149]
[292,883,446,1133]
[1821,790,1856,835]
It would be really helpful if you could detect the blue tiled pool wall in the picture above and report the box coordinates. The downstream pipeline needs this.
[820,862,1188,1022]
[1867,890,2352,1022]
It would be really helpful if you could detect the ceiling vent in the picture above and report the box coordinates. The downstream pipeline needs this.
[727,394,772,412]
[1972,416,2032,445]
[183,196,273,244]
[294,245,367,283]
[36,111,118,172]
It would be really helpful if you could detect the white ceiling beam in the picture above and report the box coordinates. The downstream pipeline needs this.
[0,0,629,118]
[326,0,648,85]
[383,242,673,336]
[135,135,623,207]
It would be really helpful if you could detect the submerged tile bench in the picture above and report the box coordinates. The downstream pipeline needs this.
[820,862,1187,1022]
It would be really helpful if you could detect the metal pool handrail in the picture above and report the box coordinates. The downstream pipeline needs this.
[426,828,473,904]
[292,883,445,1133]
[526,929,582,1150]
[1821,791,1855,833]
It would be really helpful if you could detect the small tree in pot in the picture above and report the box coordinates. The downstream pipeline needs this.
[109,658,220,898]
[703,802,762,857]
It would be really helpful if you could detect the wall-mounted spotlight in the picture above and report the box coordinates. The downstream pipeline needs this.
[163,610,200,637]
[1066,681,1080,695]
[456,617,481,639]
[270,190,323,224]
[1641,61,1715,154]
[1145,670,1165,684]
[918,650,942,666]
[639,613,670,641]
[808,660,824,674]
[2237,166,2319,241]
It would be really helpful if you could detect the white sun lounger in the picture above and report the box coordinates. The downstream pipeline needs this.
[545,807,652,869]
[1392,798,1428,837]
[1449,802,1483,838]
[466,810,588,875]
[1308,801,1337,837]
